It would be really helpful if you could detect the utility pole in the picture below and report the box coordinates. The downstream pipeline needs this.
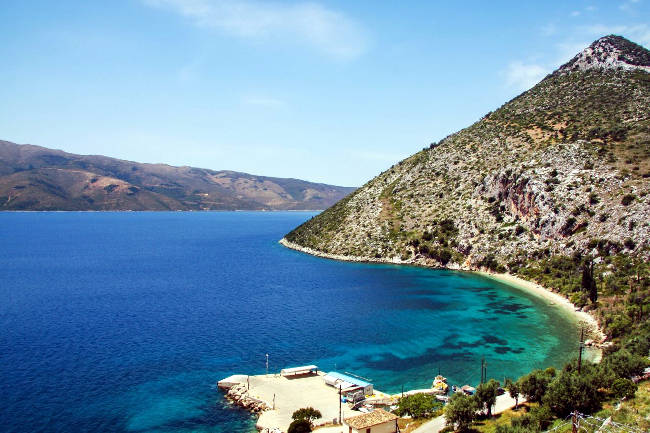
[572,410,578,433]
[578,328,584,374]
[266,353,269,376]
[480,358,487,384]
[481,358,487,383]
[339,385,342,425]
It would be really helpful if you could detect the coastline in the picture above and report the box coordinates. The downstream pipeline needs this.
[279,237,606,346]
[476,271,605,342]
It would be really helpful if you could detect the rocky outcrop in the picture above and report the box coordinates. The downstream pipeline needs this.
[224,383,272,414]
[558,35,650,74]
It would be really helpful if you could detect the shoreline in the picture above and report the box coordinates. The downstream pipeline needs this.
[476,271,605,342]
[279,237,606,345]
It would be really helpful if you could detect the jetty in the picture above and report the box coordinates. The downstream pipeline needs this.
[218,366,392,432]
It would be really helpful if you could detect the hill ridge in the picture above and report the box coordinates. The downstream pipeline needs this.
[0,140,355,211]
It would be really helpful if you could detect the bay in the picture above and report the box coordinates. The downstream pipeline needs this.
[0,212,581,432]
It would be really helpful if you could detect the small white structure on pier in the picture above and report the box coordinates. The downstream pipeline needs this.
[323,372,373,395]
[280,365,318,377]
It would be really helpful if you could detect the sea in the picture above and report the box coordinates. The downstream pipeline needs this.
[0,212,584,433]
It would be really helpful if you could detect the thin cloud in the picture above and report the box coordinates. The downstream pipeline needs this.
[620,0,641,12]
[143,0,368,59]
[580,24,650,46]
[504,61,548,92]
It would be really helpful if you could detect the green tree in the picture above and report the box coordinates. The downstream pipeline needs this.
[287,419,312,433]
[505,378,521,409]
[582,258,597,303]
[603,350,648,379]
[543,370,601,416]
[518,370,552,403]
[395,393,443,419]
[611,378,638,399]
[291,407,322,425]
[475,379,500,417]
[444,393,478,432]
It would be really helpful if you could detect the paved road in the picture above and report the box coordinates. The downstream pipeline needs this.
[412,394,523,433]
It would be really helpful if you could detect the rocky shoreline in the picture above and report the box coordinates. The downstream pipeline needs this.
[279,237,607,344]
[224,383,272,415]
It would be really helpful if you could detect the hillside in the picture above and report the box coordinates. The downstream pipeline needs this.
[284,35,650,268]
[0,140,355,211]
[282,36,650,432]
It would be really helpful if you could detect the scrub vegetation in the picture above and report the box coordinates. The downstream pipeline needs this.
[285,35,650,432]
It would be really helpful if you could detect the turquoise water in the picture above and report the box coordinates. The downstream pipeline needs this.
[0,212,582,432]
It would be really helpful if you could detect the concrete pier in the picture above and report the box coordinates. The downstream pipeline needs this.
[219,372,385,432]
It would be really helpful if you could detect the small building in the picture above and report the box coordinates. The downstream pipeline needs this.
[344,409,398,433]
[323,372,374,396]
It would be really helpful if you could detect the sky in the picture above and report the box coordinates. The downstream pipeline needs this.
[1,1,649,186]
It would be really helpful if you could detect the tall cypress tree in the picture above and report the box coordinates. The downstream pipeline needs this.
[582,258,597,303]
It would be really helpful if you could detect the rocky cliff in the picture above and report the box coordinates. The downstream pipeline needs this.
[284,36,650,270]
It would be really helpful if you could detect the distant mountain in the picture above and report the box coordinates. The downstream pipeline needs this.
[283,35,650,267]
[0,140,355,211]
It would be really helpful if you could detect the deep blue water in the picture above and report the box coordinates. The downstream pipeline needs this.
[1,212,582,433]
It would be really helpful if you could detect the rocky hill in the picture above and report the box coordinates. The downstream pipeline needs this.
[0,141,355,211]
[283,35,650,271]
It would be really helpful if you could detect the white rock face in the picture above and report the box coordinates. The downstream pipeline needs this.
[559,35,650,74]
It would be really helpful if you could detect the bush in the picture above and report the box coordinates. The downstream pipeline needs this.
[518,370,553,403]
[603,350,649,379]
[507,404,553,431]
[621,194,635,206]
[395,393,443,419]
[288,419,312,433]
[611,378,637,399]
[291,407,322,424]
[543,370,602,416]
[479,254,503,272]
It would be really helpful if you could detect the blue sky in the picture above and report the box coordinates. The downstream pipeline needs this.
[1,1,648,186]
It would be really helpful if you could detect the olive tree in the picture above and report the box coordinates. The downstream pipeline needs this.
[445,393,478,432]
